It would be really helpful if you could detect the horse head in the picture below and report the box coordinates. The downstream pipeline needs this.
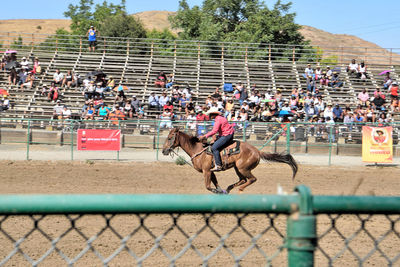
[162,127,180,155]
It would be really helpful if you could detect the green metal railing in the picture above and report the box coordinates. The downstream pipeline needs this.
[0,185,399,266]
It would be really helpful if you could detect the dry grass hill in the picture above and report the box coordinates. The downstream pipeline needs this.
[0,11,396,64]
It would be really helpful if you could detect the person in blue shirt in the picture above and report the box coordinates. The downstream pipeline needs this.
[86,26,98,52]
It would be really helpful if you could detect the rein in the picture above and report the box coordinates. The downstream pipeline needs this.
[191,146,209,160]
[169,149,193,167]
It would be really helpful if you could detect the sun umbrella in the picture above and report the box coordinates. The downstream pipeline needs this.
[5,50,17,54]
[379,70,391,75]
[0,89,9,96]
[113,85,129,91]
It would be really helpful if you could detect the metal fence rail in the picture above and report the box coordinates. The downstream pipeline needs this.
[1,118,400,164]
[0,185,399,266]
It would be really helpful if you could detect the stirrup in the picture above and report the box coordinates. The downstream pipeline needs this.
[211,165,222,172]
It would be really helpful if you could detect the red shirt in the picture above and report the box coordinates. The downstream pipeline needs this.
[196,113,209,121]
[205,115,234,138]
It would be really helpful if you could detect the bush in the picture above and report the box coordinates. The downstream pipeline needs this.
[175,156,187,166]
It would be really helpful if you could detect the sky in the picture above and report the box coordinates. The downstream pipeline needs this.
[2,0,399,49]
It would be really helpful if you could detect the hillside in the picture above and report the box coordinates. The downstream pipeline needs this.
[0,11,396,64]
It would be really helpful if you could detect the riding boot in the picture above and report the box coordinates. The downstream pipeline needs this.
[210,165,222,172]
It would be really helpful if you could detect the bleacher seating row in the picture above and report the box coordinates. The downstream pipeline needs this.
[0,44,399,123]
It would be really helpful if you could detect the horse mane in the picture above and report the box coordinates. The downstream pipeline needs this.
[189,135,201,145]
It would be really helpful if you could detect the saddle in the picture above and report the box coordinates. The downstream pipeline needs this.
[206,140,241,168]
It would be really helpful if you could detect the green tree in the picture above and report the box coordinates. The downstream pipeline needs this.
[170,0,309,60]
[64,0,127,35]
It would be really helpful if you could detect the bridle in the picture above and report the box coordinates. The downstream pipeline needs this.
[164,130,179,154]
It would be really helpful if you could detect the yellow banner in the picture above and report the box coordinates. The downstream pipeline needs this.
[362,126,393,163]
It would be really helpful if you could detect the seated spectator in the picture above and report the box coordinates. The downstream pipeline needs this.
[108,104,126,125]
[20,57,30,71]
[304,64,314,78]
[148,92,160,110]
[83,81,95,100]
[248,91,260,108]
[358,61,367,79]
[0,96,10,112]
[62,70,75,89]
[323,102,334,121]
[17,70,28,86]
[210,87,222,100]
[332,104,343,122]
[131,95,141,112]
[154,71,167,88]
[33,57,41,74]
[8,67,18,85]
[165,74,174,89]
[329,72,343,88]
[307,75,316,93]
[365,105,376,122]
[159,108,173,129]
[238,83,248,105]
[84,103,96,120]
[185,101,195,116]
[93,96,104,111]
[53,69,64,86]
[62,105,72,120]
[40,84,49,96]
[372,94,385,110]
[346,59,359,77]
[159,91,170,108]
[178,93,191,112]
[163,101,174,112]
[389,82,399,100]
[314,65,322,81]
[20,72,34,90]
[171,86,181,104]
[373,88,386,100]
[105,76,115,96]
[94,84,105,99]
[52,100,64,120]
[114,87,127,106]
[358,89,370,106]
[97,103,111,119]
[383,72,392,89]
[48,82,60,102]
[313,87,322,98]
[123,99,134,119]
[182,86,192,99]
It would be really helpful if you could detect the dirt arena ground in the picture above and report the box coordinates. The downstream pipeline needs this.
[0,160,399,266]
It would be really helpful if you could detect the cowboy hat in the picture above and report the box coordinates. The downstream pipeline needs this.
[206,107,222,116]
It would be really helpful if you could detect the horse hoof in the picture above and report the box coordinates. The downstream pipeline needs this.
[221,189,228,194]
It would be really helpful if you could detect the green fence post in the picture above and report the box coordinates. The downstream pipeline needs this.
[328,126,332,166]
[242,122,246,142]
[70,120,74,161]
[156,120,160,161]
[26,119,30,161]
[286,123,291,154]
[117,120,120,161]
[287,185,316,267]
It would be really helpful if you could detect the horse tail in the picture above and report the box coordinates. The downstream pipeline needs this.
[260,152,298,180]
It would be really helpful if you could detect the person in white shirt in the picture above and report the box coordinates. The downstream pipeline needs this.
[20,57,30,71]
[159,91,170,107]
[347,59,359,77]
[53,69,64,86]
[62,106,72,119]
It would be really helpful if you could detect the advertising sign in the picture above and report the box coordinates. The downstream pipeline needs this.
[362,126,393,163]
[77,129,121,151]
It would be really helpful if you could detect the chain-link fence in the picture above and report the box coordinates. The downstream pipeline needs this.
[0,186,399,266]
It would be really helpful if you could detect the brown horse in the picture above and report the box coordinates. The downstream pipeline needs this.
[162,128,298,194]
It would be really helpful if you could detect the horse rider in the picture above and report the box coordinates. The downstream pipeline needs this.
[199,107,235,172]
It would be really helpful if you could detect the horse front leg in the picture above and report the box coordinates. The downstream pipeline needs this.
[204,171,226,194]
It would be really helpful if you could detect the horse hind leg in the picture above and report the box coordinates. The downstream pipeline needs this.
[226,167,247,193]
[235,168,257,194]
